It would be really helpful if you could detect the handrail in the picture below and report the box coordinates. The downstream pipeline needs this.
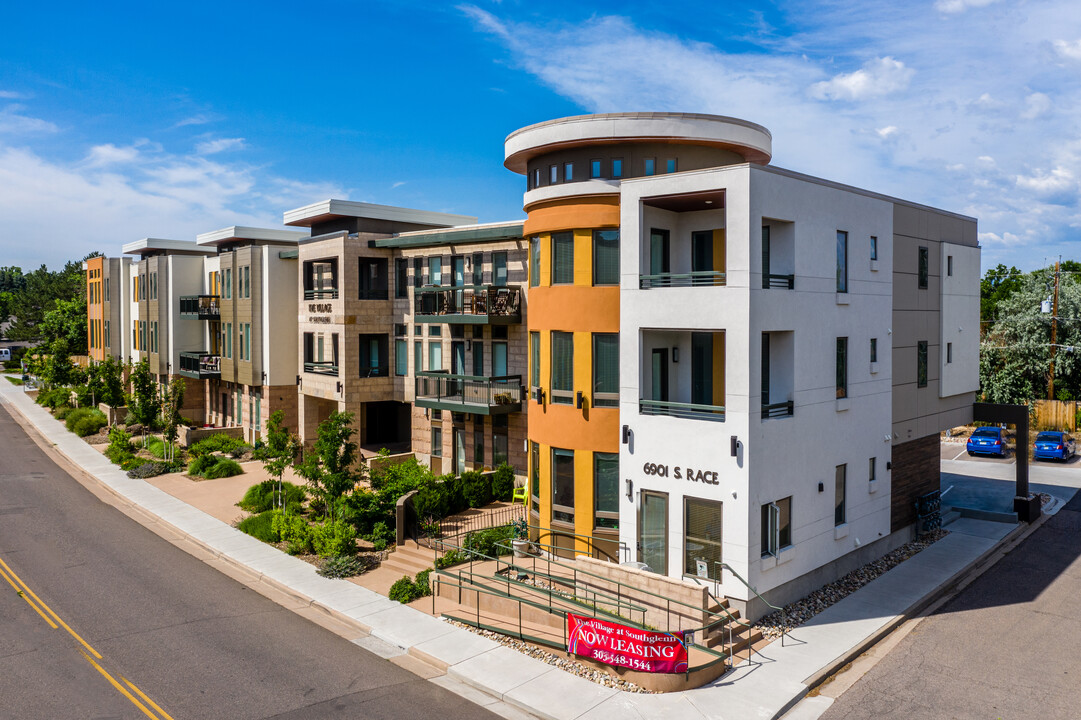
[717,562,787,646]
[762,400,794,418]
[522,522,631,563]
[639,271,727,289]
[640,398,725,422]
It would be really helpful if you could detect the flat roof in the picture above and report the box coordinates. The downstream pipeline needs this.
[283,199,476,229]
[196,226,308,247]
[121,238,215,257]
[374,220,525,248]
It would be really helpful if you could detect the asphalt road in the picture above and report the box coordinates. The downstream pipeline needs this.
[821,491,1081,719]
[0,403,498,720]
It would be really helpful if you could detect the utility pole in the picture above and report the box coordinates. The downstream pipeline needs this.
[1049,259,1060,400]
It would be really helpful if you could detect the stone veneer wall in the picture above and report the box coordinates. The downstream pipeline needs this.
[890,434,940,532]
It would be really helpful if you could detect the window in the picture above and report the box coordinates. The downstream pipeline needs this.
[104,320,110,349]
[590,159,602,178]
[835,465,847,526]
[918,246,929,288]
[414,340,422,374]
[869,457,876,483]
[429,256,442,286]
[530,237,541,287]
[239,323,251,361]
[472,340,484,376]
[685,498,722,580]
[533,168,540,188]
[594,452,619,530]
[224,268,232,299]
[472,252,483,285]
[428,341,442,371]
[431,427,442,457]
[836,337,848,399]
[225,323,233,359]
[151,322,158,353]
[592,229,619,286]
[612,158,623,178]
[947,341,953,364]
[305,260,337,297]
[644,158,655,176]
[761,497,792,557]
[550,331,574,404]
[531,441,540,513]
[870,236,878,261]
[254,391,261,433]
[414,258,423,289]
[549,165,558,184]
[530,331,540,387]
[592,333,618,407]
[492,415,508,466]
[494,252,507,286]
[395,339,408,376]
[359,334,388,377]
[474,420,484,469]
[564,162,573,182]
[239,266,250,299]
[552,448,575,523]
[551,231,574,284]
[666,158,677,173]
[870,337,878,364]
[493,341,508,376]
[430,325,441,337]
[836,231,848,293]
[947,255,954,277]
[358,258,388,299]
[395,259,408,298]
[917,341,928,387]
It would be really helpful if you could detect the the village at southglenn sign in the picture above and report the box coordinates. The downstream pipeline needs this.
[566,614,688,674]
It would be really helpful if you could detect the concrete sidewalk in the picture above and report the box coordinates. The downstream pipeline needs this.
[0,380,1034,720]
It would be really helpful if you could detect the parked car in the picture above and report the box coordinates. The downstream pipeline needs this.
[1034,431,1076,462]
[967,426,1008,457]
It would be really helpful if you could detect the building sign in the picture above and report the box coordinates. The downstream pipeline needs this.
[642,461,719,485]
[308,303,332,324]
[566,613,688,674]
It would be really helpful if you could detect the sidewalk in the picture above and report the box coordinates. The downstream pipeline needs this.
[0,380,1033,720]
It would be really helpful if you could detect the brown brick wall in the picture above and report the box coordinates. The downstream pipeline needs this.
[890,434,940,532]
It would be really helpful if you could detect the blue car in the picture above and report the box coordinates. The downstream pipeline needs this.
[967,427,1007,457]
[1034,431,1076,462]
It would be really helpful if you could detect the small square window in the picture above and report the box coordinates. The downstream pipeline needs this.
[666,158,677,173]
[644,158,655,176]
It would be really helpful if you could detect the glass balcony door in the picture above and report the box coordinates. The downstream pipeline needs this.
[639,491,668,573]
[651,348,669,402]
[650,229,670,275]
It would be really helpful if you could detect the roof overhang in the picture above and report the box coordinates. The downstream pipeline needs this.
[283,199,476,229]
[196,226,308,247]
[373,220,525,248]
[122,238,214,257]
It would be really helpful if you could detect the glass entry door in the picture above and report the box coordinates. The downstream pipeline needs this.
[639,491,668,574]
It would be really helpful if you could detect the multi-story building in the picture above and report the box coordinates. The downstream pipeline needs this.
[176,226,308,443]
[85,255,132,363]
[504,112,979,618]
[284,200,529,474]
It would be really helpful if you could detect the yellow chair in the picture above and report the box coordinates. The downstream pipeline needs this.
[512,484,529,507]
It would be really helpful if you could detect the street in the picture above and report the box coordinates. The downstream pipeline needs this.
[0,403,497,720]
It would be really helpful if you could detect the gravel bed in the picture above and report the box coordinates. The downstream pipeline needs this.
[442,617,654,693]
[754,529,950,640]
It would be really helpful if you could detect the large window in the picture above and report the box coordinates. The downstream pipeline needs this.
[761,497,792,558]
[551,232,574,285]
[472,252,483,285]
[395,258,408,298]
[594,452,619,530]
[474,417,484,469]
[870,236,878,261]
[428,341,442,372]
[917,340,928,387]
[590,159,602,178]
[414,340,422,374]
[358,258,388,299]
[414,258,424,288]
[530,237,540,287]
[836,337,848,399]
[395,331,408,376]
[224,322,232,359]
[472,340,484,376]
[550,331,574,405]
[359,334,388,377]
[493,341,508,376]
[836,230,848,293]
[239,266,250,299]
[612,158,623,177]
[918,246,929,288]
[592,333,618,408]
[552,448,574,524]
[684,499,722,580]
[530,331,540,387]
[431,427,442,458]
[305,260,337,297]
[224,268,232,299]
[592,229,619,286]
[494,252,508,286]
[239,323,251,361]
[835,464,847,526]
[530,441,540,514]
[429,256,442,286]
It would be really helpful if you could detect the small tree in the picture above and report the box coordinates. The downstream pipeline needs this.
[259,410,300,510]
[129,358,160,446]
[295,411,363,519]
[161,377,185,461]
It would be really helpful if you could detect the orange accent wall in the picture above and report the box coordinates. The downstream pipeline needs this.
[523,196,620,236]
[528,286,620,333]
[86,256,105,361]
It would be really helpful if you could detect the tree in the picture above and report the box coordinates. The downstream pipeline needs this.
[5,261,84,342]
[129,359,160,445]
[161,377,185,462]
[258,410,300,510]
[981,264,1025,327]
[295,411,363,519]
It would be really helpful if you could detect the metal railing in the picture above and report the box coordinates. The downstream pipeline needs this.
[415,371,523,412]
[415,502,526,549]
[716,562,787,646]
[303,361,339,376]
[413,284,522,323]
[765,274,794,289]
[179,295,220,319]
[639,271,727,289]
[304,288,339,300]
[178,351,220,378]
[762,400,794,418]
[358,364,389,378]
[639,399,725,422]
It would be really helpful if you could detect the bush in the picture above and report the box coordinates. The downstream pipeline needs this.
[318,555,367,579]
[204,458,243,479]
[36,387,70,409]
[412,477,449,520]
[120,456,143,471]
[72,410,107,438]
[272,511,313,554]
[463,525,515,558]
[64,407,92,431]
[56,406,74,421]
[388,569,434,603]
[123,411,136,426]
[311,518,358,557]
[366,521,395,551]
[237,510,279,543]
[237,480,307,514]
[436,549,469,569]
[491,463,516,501]
[126,462,170,479]
[189,434,250,458]
[461,470,492,509]
[105,426,137,466]
[415,568,433,595]
[187,453,216,477]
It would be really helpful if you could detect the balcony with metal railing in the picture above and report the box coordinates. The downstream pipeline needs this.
[303,361,339,376]
[413,285,522,324]
[178,351,221,379]
[303,288,339,300]
[639,271,726,289]
[639,399,725,422]
[179,295,220,320]
[415,371,523,414]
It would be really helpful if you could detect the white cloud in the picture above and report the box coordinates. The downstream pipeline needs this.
[172,114,214,128]
[809,57,914,101]
[195,137,246,155]
[1053,39,1081,61]
[83,141,146,168]
[0,104,58,135]
[934,0,1002,13]
[391,181,407,189]
[1020,92,1052,120]
[0,91,26,99]
[876,126,899,139]
[1015,166,1076,196]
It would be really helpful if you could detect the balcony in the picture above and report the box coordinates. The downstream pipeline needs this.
[179,295,220,320]
[639,399,725,422]
[639,271,726,289]
[414,371,523,414]
[764,274,794,289]
[762,400,794,419]
[413,285,522,324]
[178,351,220,379]
[304,361,339,376]
[304,288,339,300]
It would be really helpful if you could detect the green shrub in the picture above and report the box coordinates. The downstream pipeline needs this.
[389,576,424,603]
[56,406,74,421]
[126,462,170,479]
[237,480,307,514]
[461,470,492,509]
[463,525,515,558]
[366,521,395,549]
[122,410,136,426]
[120,456,143,471]
[189,434,250,458]
[318,555,367,579]
[415,568,433,595]
[204,458,243,479]
[491,463,515,501]
[436,549,469,569]
[237,510,279,543]
[412,477,449,520]
[72,410,107,437]
[145,436,167,459]
[311,518,358,557]
[187,453,216,477]
[36,387,70,409]
[272,511,313,554]
[64,407,91,431]
[105,426,137,466]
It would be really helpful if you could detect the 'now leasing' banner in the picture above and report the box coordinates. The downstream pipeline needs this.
[566,613,688,674]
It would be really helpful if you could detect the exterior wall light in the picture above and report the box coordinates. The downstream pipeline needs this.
[730,435,740,456]
[672,347,680,363]
[622,424,631,444]
[625,478,633,501]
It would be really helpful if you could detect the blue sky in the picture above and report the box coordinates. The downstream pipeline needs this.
[1,0,1080,273]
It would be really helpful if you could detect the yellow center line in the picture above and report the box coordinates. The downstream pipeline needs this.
[0,563,58,628]
[123,677,176,720]
[79,650,160,720]
[0,554,102,659]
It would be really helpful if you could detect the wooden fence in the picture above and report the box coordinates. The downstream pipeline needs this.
[1034,399,1079,431]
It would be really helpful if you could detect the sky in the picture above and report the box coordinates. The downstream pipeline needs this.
[1,0,1080,273]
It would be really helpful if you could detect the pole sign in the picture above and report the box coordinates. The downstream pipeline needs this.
[566,613,688,674]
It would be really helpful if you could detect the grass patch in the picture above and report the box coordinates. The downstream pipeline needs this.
[237,480,306,514]
[5,376,23,386]
[237,510,279,543]
[188,455,244,479]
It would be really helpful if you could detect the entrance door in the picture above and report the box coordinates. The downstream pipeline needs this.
[651,348,669,402]
[639,491,668,573]
[454,428,466,475]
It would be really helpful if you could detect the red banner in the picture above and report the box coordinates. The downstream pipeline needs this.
[566,613,688,674]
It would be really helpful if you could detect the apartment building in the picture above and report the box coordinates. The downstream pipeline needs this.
[284,200,528,474]
[504,113,979,619]
[176,226,308,443]
[85,255,132,363]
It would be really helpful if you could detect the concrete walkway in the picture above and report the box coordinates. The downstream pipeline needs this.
[0,380,1036,720]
